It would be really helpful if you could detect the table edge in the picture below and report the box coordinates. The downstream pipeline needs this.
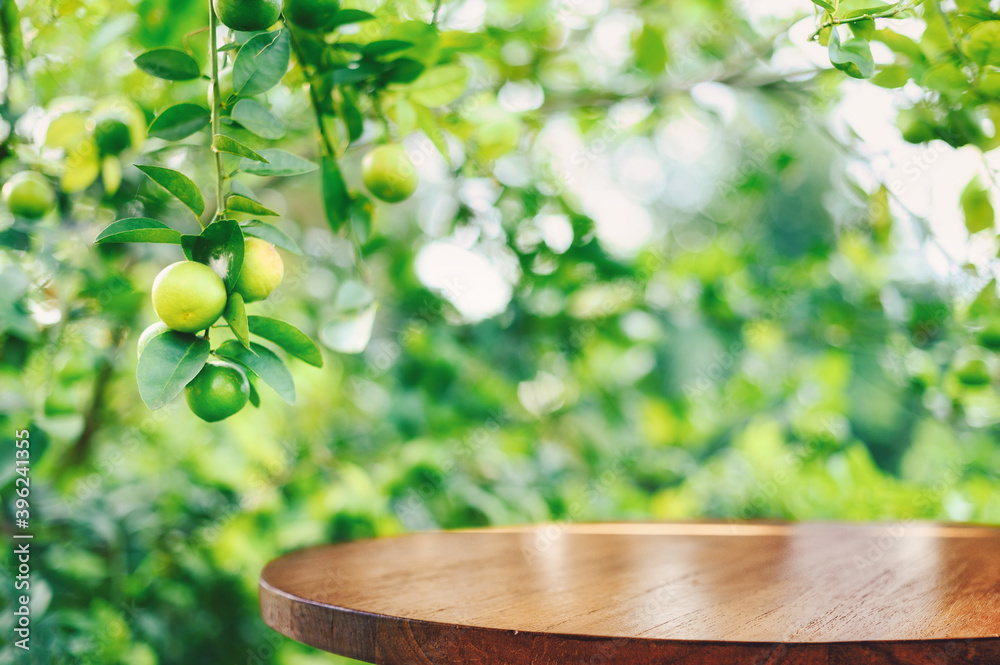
[259,521,1000,663]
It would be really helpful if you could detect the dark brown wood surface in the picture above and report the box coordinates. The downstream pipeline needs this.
[259,522,1000,664]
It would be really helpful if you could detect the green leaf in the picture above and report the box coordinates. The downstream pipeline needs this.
[224,292,250,349]
[240,220,302,254]
[134,48,201,80]
[216,340,295,404]
[338,88,365,141]
[966,21,1000,67]
[840,0,899,19]
[969,279,999,320]
[322,155,350,232]
[406,64,470,107]
[389,21,440,67]
[330,8,375,27]
[181,219,245,292]
[229,180,258,201]
[381,58,425,85]
[233,29,290,97]
[136,331,210,410]
[95,217,182,244]
[828,30,875,79]
[439,30,487,57]
[227,194,278,216]
[362,40,414,57]
[248,379,261,407]
[922,62,967,95]
[850,18,875,41]
[231,99,285,139]
[148,103,211,141]
[350,195,373,247]
[871,64,909,88]
[874,28,923,60]
[239,149,318,176]
[213,134,269,162]
[961,176,995,234]
[136,164,206,218]
[331,60,385,85]
[634,24,668,74]
[247,316,323,367]
[414,103,450,164]
[810,0,835,12]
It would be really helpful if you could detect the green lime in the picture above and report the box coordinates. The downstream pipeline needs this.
[897,108,935,145]
[234,238,283,303]
[92,112,132,155]
[978,320,1000,351]
[361,144,418,203]
[284,0,340,31]
[185,360,250,422]
[2,171,56,220]
[955,358,991,387]
[213,0,281,32]
[152,261,227,333]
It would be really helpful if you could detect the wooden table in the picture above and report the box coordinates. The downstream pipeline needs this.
[259,522,1000,664]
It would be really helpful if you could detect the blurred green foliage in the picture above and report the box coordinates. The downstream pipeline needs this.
[1,0,1000,664]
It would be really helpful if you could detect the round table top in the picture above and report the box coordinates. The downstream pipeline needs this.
[259,522,1000,664]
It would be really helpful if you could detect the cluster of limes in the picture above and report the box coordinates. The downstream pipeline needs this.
[41,97,146,194]
[140,238,284,422]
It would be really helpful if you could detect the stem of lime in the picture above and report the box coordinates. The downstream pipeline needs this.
[287,24,336,157]
[209,0,226,223]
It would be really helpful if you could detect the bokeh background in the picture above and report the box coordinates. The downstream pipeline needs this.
[2,0,1000,663]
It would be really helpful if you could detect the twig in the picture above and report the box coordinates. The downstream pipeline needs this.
[68,325,127,465]
[287,25,337,157]
[209,0,225,223]
[808,1,918,41]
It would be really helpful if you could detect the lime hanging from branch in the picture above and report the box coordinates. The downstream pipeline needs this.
[185,360,250,422]
[234,238,283,303]
[2,171,56,220]
[361,144,418,203]
[212,0,281,32]
[152,261,227,333]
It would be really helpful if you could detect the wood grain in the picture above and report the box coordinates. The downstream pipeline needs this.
[259,522,1000,664]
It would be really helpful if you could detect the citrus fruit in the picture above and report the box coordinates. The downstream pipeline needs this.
[955,358,991,387]
[896,108,935,144]
[978,320,1000,351]
[185,360,250,422]
[361,144,418,203]
[472,113,522,160]
[151,261,227,333]
[91,97,146,154]
[2,172,56,220]
[91,111,132,155]
[213,0,281,32]
[284,0,340,31]
[209,66,235,109]
[234,238,283,303]
[137,321,170,357]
